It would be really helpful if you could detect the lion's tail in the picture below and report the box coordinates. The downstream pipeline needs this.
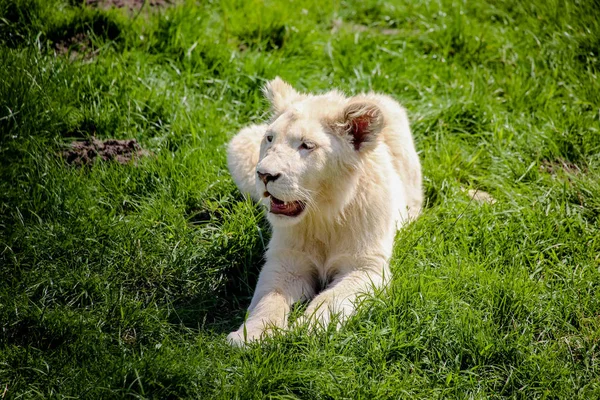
[227,124,266,202]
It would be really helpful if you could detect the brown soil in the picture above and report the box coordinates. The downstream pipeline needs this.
[54,0,174,59]
[85,0,174,9]
[54,33,96,61]
[63,138,150,166]
[540,159,583,175]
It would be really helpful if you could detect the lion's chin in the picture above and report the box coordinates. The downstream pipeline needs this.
[264,191,306,218]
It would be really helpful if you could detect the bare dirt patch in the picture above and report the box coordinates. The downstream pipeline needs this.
[54,33,96,61]
[85,0,174,10]
[540,159,584,176]
[53,0,174,59]
[63,138,150,166]
[460,187,497,205]
[51,13,121,61]
[466,188,496,204]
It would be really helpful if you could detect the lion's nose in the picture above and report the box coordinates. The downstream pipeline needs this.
[257,171,281,185]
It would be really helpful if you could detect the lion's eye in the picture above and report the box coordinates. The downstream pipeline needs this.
[300,141,316,150]
[266,134,274,143]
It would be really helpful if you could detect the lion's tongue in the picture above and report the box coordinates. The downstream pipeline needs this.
[270,196,303,216]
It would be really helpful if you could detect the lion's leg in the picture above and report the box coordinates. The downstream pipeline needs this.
[227,124,267,202]
[227,256,315,346]
[301,266,387,330]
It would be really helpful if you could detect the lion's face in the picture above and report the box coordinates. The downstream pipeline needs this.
[254,79,384,227]
[255,111,350,226]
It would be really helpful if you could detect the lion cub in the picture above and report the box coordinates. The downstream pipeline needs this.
[226,78,422,345]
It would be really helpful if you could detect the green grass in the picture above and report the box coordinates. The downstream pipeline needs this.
[1,0,599,397]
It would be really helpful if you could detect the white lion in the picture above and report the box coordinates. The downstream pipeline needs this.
[226,78,422,345]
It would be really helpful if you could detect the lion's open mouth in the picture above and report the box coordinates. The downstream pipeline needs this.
[264,192,306,217]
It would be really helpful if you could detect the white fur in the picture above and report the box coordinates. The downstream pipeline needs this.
[226,78,423,345]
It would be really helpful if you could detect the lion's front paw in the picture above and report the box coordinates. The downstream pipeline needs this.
[300,295,353,332]
[301,309,332,331]
[226,326,264,347]
[226,330,247,347]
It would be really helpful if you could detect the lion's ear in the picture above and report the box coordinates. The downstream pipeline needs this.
[263,77,302,116]
[338,101,384,151]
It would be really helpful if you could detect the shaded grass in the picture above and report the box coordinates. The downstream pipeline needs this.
[1,0,599,398]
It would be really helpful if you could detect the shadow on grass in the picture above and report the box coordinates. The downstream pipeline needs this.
[166,194,269,334]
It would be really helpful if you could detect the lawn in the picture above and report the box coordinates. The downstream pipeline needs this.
[1,0,599,398]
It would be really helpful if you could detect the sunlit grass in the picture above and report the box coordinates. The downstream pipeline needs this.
[1,0,599,397]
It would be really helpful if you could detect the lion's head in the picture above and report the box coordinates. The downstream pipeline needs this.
[255,78,385,227]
